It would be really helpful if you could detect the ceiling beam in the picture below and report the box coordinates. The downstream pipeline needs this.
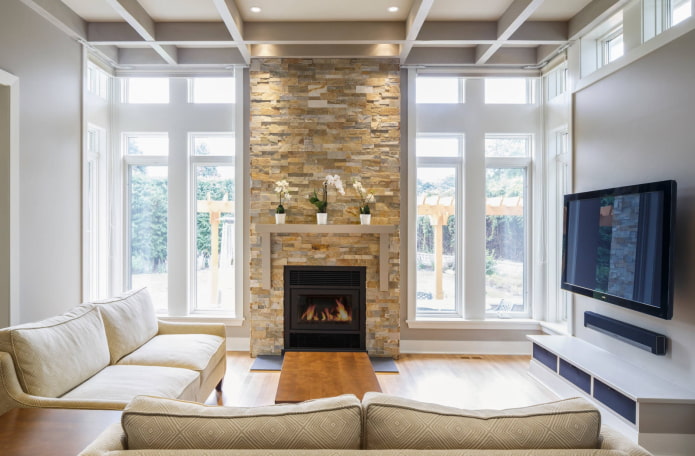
[244,22,403,42]
[104,0,178,64]
[476,0,545,64]
[212,0,251,64]
[400,0,435,63]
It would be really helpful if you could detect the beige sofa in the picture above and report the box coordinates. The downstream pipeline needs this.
[0,287,226,415]
[79,393,653,456]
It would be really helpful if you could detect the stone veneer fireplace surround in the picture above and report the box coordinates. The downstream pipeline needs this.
[249,58,401,358]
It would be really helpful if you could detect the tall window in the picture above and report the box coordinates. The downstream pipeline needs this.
[85,125,109,300]
[191,134,236,312]
[415,135,462,317]
[124,133,169,312]
[485,135,530,317]
[111,74,240,318]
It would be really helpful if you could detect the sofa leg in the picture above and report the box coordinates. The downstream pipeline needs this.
[215,378,224,392]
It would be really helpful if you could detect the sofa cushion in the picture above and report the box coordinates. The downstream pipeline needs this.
[122,394,362,450]
[94,287,159,364]
[362,393,601,450]
[117,333,225,373]
[0,303,110,397]
[61,365,199,403]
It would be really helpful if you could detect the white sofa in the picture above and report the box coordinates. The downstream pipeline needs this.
[79,393,653,456]
[0,287,226,415]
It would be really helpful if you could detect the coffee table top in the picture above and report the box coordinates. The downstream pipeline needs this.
[275,351,381,403]
[0,407,121,456]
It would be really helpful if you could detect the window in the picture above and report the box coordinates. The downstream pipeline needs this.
[105,72,242,319]
[123,133,169,312]
[672,0,692,25]
[87,63,109,99]
[415,135,462,317]
[601,27,624,65]
[84,125,109,300]
[123,78,169,104]
[190,134,236,312]
[485,135,531,317]
[545,66,567,101]
[416,77,464,104]
[189,77,236,104]
[485,78,534,104]
[485,134,532,157]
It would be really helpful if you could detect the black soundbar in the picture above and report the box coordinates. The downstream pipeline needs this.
[584,311,668,355]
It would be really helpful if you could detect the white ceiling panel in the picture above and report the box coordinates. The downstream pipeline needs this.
[139,0,222,22]
[236,0,413,22]
[427,0,514,21]
[61,0,122,22]
[529,0,594,20]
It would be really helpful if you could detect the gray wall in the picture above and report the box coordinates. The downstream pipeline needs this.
[573,28,695,390]
[0,84,9,327]
[0,0,83,322]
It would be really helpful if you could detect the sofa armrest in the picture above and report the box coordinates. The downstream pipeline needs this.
[77,423,126,456]
[1,352,129,413]
[599,426,653,456]
[157,320,226,338]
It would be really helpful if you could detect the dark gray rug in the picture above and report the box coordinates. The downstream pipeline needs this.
[250,354,398,373]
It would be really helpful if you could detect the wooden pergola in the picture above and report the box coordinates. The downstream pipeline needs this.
[197,194,234,307]
[417,195,523,299]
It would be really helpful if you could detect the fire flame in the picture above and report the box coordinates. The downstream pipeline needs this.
[301,297,351,322]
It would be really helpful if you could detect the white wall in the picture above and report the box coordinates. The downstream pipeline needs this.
[573,28,695,391]
[0,0,83,322]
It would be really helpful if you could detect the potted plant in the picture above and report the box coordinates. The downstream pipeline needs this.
[274,179,291,224]
[352,178,375,225]
[308,174,345,224]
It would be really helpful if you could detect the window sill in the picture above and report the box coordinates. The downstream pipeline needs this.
[406,318,541,330]
[158,315,245,327]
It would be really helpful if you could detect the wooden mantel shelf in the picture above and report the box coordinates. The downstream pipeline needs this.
[255,224,397,291]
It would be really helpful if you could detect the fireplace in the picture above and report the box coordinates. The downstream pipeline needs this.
[284,266,366,351]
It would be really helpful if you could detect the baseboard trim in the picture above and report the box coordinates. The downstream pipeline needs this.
[226,337,250,351]
[400,340,532,355]
[229,338,532,355]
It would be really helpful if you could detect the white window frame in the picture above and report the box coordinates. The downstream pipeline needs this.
[189,132,236,314]
[414,134,465,319]
[84,124,110,300]
[600,27,625,65]
[484,152,532,319]
[484,78,536,104]
[121,132,169,301]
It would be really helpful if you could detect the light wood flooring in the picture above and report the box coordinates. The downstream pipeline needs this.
[206,352,558,409]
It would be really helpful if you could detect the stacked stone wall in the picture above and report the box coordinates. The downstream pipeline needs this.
[248,58,401,357]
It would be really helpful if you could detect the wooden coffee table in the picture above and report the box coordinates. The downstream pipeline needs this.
[0,407,121,456]
[275,351,381,403]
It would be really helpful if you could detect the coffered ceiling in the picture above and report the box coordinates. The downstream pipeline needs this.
[20,0,630,70]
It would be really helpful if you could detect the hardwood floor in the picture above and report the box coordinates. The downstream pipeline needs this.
[206,352,558,409]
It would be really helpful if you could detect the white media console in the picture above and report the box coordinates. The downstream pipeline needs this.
[528,335,695,456]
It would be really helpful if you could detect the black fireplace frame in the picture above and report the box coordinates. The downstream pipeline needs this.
[284,265,366,352]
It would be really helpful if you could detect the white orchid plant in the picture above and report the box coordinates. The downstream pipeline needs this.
[308,174,345,213]
[352,178,375,215]
[274,179,291,214]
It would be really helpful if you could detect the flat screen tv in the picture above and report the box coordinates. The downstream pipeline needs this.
[561,180,676,319]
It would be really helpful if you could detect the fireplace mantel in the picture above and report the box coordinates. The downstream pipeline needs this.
[255,224,397,291]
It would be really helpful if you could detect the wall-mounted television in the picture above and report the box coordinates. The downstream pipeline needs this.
[561,180,676,319]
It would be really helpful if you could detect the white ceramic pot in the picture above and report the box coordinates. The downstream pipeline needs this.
[316,213,328,225]
[275,213,286,224]
[360,214,371,225]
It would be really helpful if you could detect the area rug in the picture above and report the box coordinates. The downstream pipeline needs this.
[250,355,399,373]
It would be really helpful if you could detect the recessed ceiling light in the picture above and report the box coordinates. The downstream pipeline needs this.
[250,6,262,13]
[388,6,399,13]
